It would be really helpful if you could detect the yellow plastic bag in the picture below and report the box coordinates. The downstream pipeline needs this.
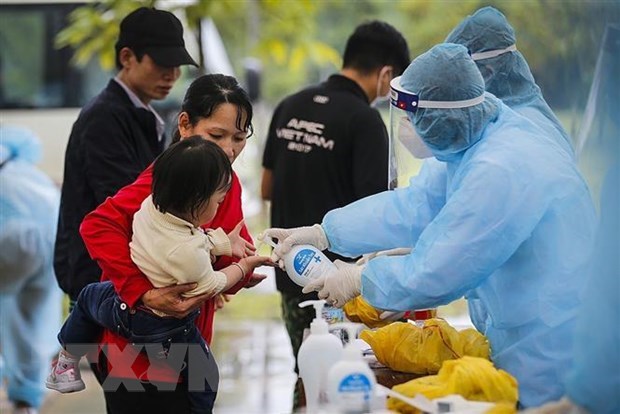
[359,319,490,374]
[343,296,392,328]
[459,328,491,360]
[343,296,438,329]
[388,356,518,414]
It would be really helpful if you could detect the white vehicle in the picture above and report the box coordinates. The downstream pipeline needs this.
[0,1,235,184]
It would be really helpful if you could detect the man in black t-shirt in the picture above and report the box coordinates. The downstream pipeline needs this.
[261,20,409,408]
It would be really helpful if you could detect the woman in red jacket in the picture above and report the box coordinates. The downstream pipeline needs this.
[79,74,264,413]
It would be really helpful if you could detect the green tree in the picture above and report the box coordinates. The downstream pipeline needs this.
[55,0,155,69]
[350,0,617,112]
[55,0,341,101]
[56,0,619,107]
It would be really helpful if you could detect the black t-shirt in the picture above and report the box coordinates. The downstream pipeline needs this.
[262,74,389,294]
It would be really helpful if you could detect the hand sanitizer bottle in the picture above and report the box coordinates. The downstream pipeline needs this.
[297,300,344,413]
[327,323,377,413]
[263,237,336,287]
[263,236,349,342]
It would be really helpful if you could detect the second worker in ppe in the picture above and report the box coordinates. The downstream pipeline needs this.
[445,6,574,157]
[389,6,576,247]
[262,43,597,408]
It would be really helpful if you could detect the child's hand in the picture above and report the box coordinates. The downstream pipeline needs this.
[244,273,268,288]
[228,220,257,258]
[240,255,275,276]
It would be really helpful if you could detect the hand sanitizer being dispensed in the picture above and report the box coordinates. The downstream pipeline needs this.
[297,300,344,413]
[262,237,336,287]
[327,323,377,413]
[263,236,347,333]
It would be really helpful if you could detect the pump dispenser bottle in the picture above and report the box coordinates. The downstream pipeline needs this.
[263,237,336,287]
[297,300,344,413]
[327,322,377,413]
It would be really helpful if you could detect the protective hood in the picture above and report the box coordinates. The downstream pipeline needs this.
[445,6,573,156]
[399,43,500,162]
[445,6,540,108]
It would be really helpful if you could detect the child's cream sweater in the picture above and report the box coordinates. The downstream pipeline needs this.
[130,195,232,299]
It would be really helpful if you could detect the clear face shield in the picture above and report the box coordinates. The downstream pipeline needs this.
[388,77,432,189]
[387,76,487,189]
[469,44,517,61]
[469,44,517,82]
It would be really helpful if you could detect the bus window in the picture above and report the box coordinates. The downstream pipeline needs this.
[0,2,235,184]
[0,2,109,109]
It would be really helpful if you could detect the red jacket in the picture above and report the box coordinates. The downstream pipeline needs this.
[80,164,252,382]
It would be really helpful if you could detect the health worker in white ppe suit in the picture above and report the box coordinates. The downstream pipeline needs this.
[262,43,597,408]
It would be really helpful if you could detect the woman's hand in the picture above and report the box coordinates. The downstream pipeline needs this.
[228,220,256,258]
[140,283,211,318]
[213,294,231,311]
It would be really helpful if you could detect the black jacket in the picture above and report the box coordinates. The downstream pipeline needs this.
[262,74,390,294]
[54,80,163,299]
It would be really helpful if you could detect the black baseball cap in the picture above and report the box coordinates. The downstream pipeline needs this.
[116,7,198,67]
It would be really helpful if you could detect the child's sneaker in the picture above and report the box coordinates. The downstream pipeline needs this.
[45,351,85,393]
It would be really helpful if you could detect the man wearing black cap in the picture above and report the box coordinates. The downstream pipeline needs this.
[54,7,198,306]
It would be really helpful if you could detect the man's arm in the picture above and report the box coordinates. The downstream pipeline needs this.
[323,159,448,257]
[360,161,546,312]
[350,110,390,198]
[81,107,156,205]
[260,104,280,202]
[261,168,273,200]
